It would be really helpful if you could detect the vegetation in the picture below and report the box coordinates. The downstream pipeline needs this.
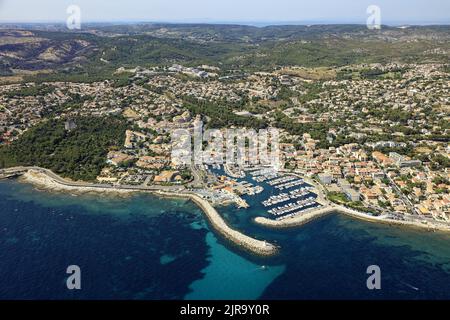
[4,84,54,98]
[430,154,450,170]
[183,97,268,129]
[3,25,448,83]
[0,116,128,181]
[327,191,374,214]
[272,111,330,147]
[327,192,349,203]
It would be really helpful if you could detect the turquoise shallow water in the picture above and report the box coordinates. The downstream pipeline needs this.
[1,179,450,299]
[186,231,285,300]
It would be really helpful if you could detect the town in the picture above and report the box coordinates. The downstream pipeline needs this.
[0,62,449,223]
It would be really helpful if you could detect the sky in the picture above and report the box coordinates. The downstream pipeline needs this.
[0,0,448,25]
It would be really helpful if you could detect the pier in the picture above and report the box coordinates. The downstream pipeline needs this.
[174,192,276,256]
[3,166,278,257]
[267,196,317,217]
[262,187,314,207]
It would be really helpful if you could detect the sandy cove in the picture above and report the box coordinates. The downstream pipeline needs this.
[18,169,278,257]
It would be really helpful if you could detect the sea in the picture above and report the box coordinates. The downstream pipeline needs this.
[1,179,450,300]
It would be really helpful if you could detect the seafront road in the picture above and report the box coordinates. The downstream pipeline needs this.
[0,166,278,257]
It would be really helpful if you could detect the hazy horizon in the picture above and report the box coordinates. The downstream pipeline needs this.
[0,20,449,27]
[0,0,449,25]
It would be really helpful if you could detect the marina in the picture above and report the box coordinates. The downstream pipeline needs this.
[267,175,297,186]
[274,204,323,221]
[274,179,305,190]
[267,197,317,217]
[202,164,322,222]
[249,168,278,183]
[262,187,313,207]
[242,167,322,220]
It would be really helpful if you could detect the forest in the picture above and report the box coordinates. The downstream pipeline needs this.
[0,116,128,181]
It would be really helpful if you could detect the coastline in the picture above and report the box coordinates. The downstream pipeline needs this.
[254,203,450,233]
[154,190,277,256]
[256,170,450,233]
[3,166,449,255]
[6,168,278,257]
[254,206,335,228]
[20,170,136,196]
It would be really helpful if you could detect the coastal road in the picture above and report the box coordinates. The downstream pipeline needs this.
[1,166,186,193]
[382,168,418,215]
[1,166,279,257]
[188,164,205,189]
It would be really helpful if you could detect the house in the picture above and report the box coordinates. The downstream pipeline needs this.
[65,119,77,131]
[389,152,422,168]
[124,130,147,149]
[107,151,135,166]
[136,156,168,170]
[318,173,333,184]
[372,151,394,166]
[344,188,361,202]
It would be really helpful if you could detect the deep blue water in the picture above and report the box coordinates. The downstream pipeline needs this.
[1,179,450,300]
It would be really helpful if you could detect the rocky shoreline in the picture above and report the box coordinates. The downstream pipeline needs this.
[259,170,450,233]
[3,167,449,256]
[155,190,278,256]
[17,169,278,257]
[21,170,135,195]
[254,203,450,233]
